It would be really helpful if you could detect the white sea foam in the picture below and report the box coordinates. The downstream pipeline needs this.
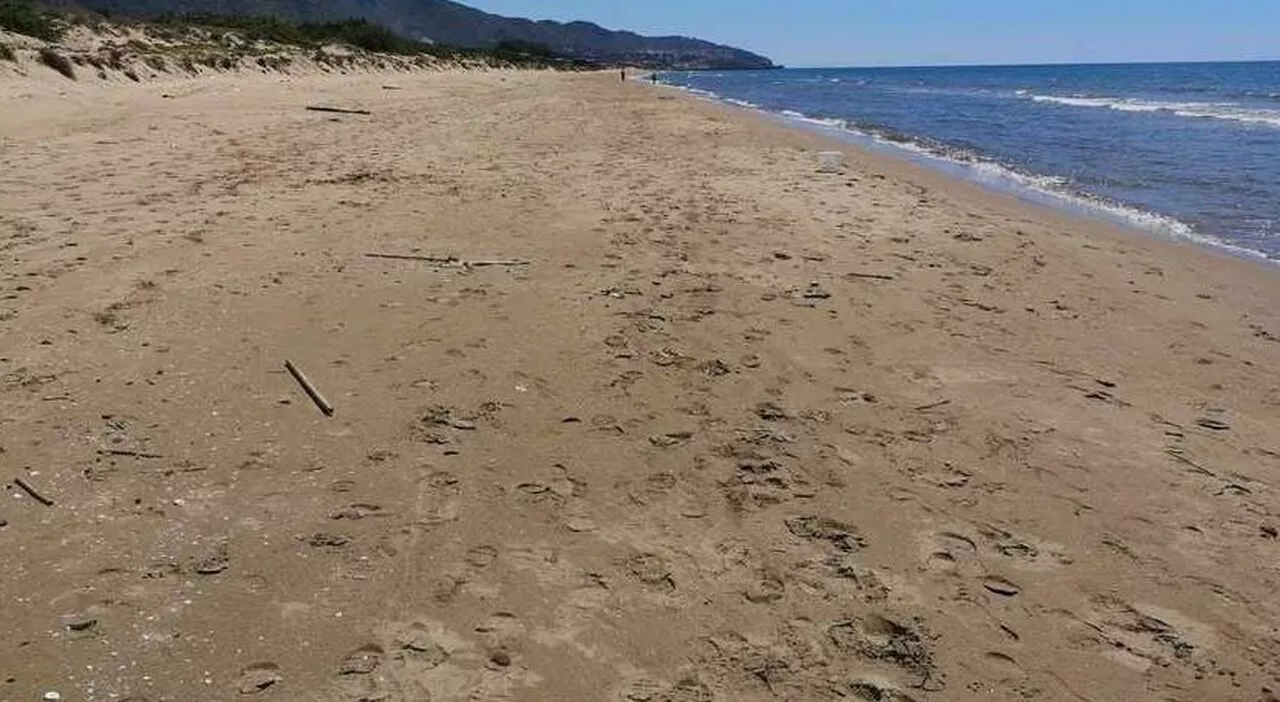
[839,123,1272,257]
[676,86,720,100]
[659,80,1274,261]
[1030,94,1280,128]
[781,110,848,129]
[771,104,1266,257]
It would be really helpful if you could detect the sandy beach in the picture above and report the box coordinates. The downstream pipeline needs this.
[2,67,1279,701]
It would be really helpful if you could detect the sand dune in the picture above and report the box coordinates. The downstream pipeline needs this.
[1,68,1278,701]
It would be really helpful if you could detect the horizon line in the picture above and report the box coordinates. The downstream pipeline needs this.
[782,57,1280,70]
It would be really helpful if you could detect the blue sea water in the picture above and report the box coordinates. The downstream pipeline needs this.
[659,62,1280,259]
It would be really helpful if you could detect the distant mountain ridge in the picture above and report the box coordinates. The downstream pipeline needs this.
[63,0,778,69]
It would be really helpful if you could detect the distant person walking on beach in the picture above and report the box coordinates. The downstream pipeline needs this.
[620,69,626,82]
[651,72,658,84]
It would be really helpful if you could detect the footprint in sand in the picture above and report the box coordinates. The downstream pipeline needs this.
[329,479,357,493]
[976,524,1071,569]
[980,651,1026,682]
[192,541,230,575]
[841,677,920,702]
[620,677,668,701]
[777,617,831,666]
[919,530,980,576]
[621,676,714,702]
[819,554,892,603]
[343,619,465,699]
[464,544,499,569]
[235,661,282,695]
[424,470,461,495]
[300,532,350,549]
[786,515,866,552]
[982,575,1022,598]
[627,470,678,507]
[337,643,384,676]
[329,503,387,520]
[428,572,466,604]
[388,621,450,670]
[1068,596,1212,674]
[724,457,803,510]
[475,611,527,662]
[826,614,939,689]
[925,549,959,573]
[625,553,676,591]
[664,678,714,702]
[333,643,391,700]
[742,567,786,604]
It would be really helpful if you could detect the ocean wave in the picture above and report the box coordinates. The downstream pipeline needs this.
[1159,86,1280,101]
[1029,94,1280,128]
[660,81,1268,258]
[767,108,1210,243]
[676,86,720,100]
[768,110,1266,256]
[837,119,1269,258]
[781,110,848,129]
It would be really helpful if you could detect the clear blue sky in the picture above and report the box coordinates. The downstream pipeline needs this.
[463,0,1279,67]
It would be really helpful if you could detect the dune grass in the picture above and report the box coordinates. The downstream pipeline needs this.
[0,0,61,41]
[37,46,74,78]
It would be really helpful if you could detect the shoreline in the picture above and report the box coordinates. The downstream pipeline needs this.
[654,73,1280,265]
[652,76,1280,282]
[2,69,1278,701]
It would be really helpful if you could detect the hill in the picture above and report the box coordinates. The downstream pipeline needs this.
[1,4,589,84]
[52,0,777,69]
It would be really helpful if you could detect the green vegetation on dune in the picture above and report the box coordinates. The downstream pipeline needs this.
[73,0,775,69]
[153,14,593,66]
[36,44,74,77]
[0,1,595,70]
[158,15,454,56]
[0,0,62,41]
[6,0,774,69]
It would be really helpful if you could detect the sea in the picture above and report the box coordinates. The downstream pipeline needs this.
[657,62,1280,260]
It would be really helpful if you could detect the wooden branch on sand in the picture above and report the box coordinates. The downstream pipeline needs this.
[305,105,372,115]
[98,449,164,459]
[914,399,952,412]
[845,272,897,281]
[14,477,54,507]
[365,253,458,263]
[364,253,530,268]
[285,360,335,417]
[465,260,530,268]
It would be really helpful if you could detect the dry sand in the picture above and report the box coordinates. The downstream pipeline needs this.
[1,68,1279,702]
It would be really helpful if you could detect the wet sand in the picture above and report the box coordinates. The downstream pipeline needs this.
[2,68,1279,701]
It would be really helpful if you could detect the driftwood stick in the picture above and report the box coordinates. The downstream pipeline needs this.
[285,360,335,417]
[846,272,897,281]
[914,399,952,412]
[14,477,54,507]
[364,253,530,268]
[365,253,459,263]
[463,260,530,268]
[305,105,372,115]
[1166,448,1216,478]
[98,449,164,459]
